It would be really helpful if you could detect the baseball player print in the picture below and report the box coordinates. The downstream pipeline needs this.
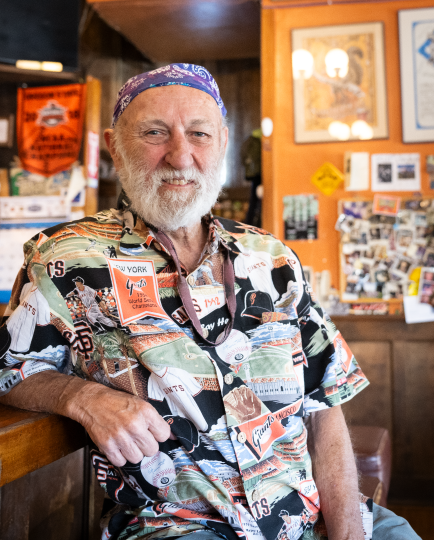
[66,277,117,333]
[6,282,51,352]
[148,365,208,432]
[277,510,304,540]
[233,244,279,303]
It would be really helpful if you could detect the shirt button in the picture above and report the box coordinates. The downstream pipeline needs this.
[251,490,259,501]
[237,432,247,444]
[224,373,234,385]
[202,328,209,339]
[187,275,195,286]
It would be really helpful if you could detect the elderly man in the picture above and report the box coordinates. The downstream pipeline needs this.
[0,64,419,540]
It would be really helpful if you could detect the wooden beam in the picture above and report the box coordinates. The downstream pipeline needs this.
[84,75,102,217]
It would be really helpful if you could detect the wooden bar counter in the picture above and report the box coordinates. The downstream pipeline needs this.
[0,404,86,487]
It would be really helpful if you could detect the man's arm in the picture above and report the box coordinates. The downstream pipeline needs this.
[309,405,364,540]
[0,371,170,466]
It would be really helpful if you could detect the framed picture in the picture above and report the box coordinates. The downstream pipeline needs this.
[0,115,14,148]
[372,194,401,216]
[399,8,434,143]
[291,22,388,143]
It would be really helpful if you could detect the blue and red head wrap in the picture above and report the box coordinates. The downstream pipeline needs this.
[112,63,226,127]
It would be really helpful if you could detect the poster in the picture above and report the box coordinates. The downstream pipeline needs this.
[292,22,388,143]
[399,8,434,143]
[16,83,86,176]
[371,154,421,192]
[283,194,318,240]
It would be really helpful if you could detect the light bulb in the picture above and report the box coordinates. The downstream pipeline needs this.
[351,120,373,140]
[292,49,314,80]
[325,49,349,78]
[328,121,350,140]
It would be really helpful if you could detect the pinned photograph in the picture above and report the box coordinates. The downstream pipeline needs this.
[377,163,392,184]
[342,201,372,220]
[369,226,382,241]
[396,229,413,250]
[419,267,434,305]
[397,164,416,179]
[373,194,401,216]
[423,249,434,267]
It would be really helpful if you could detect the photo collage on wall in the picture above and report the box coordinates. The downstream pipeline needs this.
[337,197,434,302]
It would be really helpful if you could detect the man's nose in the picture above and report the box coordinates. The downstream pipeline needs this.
[164,133,194,170]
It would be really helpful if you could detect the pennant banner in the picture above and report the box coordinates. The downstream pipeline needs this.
[16,83,86,176]
[106,258,171,325]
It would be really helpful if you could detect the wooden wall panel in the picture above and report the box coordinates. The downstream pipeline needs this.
[28,450,85,540]
[342,341,392,435]
[392,341,434,481]
[0,474,31,540]
[199,59,261,188]
[0,450,86,540]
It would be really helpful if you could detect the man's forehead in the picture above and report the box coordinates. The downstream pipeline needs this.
[121,86,222,126]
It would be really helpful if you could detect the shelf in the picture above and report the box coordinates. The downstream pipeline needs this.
[0,63,80,84]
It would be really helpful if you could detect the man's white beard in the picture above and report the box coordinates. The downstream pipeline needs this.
[118,153,224,232]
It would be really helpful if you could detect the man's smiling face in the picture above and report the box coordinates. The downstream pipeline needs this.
[105,85,228,231]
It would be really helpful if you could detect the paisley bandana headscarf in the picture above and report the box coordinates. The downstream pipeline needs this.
[111,63,227,127]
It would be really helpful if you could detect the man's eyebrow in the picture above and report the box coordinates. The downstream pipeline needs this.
[189,119,214,128]
[136,119,169,129]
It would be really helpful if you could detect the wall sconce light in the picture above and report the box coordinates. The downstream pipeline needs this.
[325,48,349,78]
[292,49,314,80]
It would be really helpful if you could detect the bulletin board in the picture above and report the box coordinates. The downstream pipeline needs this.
[338,197,434,303]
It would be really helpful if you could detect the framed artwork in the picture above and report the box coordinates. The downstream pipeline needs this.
[399,8,434,143]
[291,22,388,143]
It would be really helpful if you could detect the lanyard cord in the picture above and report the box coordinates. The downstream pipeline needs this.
[155,231,236,346]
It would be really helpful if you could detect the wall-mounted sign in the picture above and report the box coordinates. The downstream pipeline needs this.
[16,83,86,176]
[311,162,344,196]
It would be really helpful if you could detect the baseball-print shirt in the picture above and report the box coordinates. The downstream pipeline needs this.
[0,204,372,540]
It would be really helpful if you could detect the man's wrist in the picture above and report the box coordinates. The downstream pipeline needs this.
[57,376,104,423]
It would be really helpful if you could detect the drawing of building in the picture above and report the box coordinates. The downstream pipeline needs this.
[246,376,301,403]
[0,369,21,394]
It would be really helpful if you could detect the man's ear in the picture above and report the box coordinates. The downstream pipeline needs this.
[222,126,229,153]
[104,129,115,155]
[104,129,123,171]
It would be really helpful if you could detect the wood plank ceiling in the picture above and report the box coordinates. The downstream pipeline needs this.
[86,0,260,62]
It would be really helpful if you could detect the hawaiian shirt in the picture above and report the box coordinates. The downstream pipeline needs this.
[0,208,372,540]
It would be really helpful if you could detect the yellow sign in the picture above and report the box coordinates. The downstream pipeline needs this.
[311,162,344,196]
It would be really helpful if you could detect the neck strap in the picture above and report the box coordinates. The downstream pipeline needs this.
[155,231,236,346]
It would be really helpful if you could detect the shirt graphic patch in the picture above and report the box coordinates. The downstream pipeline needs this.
[106,258,170,324]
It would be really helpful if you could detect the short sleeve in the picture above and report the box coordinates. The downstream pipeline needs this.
[0,239,73,396]
[293,263,369,416]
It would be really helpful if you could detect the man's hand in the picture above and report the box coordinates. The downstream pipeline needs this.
[309,405,364,540]
[0,371,171,466]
